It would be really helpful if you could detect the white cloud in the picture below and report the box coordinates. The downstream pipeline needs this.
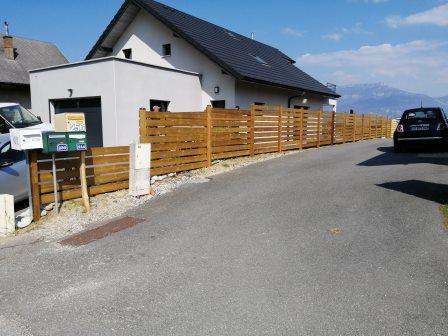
[386,3,448,27]
[323,33,342,41]
[281,27,304,37]
[297,40,448,96]
[322,23,371,41]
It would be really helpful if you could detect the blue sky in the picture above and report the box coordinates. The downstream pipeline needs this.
[2,0,448,96]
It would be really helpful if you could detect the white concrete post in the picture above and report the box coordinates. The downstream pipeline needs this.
[0,195,15,236]
[129,143,152,197]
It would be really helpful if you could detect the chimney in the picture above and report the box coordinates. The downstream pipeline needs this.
[3,22,14,60]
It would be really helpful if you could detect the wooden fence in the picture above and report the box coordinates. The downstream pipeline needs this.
[30,105,392,221]
[139,105,391,175]
[30,147,129,221]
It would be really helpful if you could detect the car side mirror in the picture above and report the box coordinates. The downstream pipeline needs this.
[37,116,42,122]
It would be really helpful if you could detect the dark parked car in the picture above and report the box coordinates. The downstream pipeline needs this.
[394,107,448,152]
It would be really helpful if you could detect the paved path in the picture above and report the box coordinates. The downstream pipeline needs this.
[1,139,448,335]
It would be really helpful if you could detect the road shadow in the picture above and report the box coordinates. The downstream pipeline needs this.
[378,180,448,204]
[359,146,448,167]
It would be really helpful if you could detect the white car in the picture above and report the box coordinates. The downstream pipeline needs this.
[0,103,52,202]
[0,103,53,134]
[0,133,28,202]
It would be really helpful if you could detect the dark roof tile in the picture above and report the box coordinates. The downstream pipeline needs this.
[0,36,68,85]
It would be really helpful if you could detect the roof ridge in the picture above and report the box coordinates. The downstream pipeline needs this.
[5,35,58,45]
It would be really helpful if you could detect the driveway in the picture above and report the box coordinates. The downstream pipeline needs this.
[1,139,447,335]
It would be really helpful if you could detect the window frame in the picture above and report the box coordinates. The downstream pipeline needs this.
[150,99,171,112]
[122,48,132,60]
[162,44,172,57]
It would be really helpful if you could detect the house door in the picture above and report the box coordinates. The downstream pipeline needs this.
[52,97,103,147]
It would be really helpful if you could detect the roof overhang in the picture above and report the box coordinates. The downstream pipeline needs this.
[239,77,341,99]
[86,1,140,60]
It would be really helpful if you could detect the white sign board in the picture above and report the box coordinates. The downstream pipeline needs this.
[9,128,43,151]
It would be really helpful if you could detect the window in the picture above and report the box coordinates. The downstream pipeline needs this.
[123,48,132,59]
[254,102,265,106]
[225,30,240,40]
[0,116,11,134]
[0,142,25,167]
[250,54,269,66]
[294,105,310,110]
[162,44,171,57]
[404,110,438,120]
[150,100,170,112]
[211,100,226,108]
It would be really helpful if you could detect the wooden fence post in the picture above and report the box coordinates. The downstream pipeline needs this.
[317,111,321,148]
[375,116,381,138]
[80,151,90,212]
[250,105,255,156]
[369,116,373,139]
[206,105,212,167]
[352,114,356,143]
[299,109,304,150]
[342,113,347,144]
[139,108,147,143]
[29,151,41,222]
[361,114,365,141]
[278,107,283,152]
[330,111,336,145]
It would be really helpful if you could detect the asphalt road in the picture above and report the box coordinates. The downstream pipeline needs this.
[1,139,448,336]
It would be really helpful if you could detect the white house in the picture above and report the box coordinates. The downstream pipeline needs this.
[30,0,340,147]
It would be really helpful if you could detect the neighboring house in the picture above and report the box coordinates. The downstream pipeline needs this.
[0,34,68,109]
[30,0,340,147]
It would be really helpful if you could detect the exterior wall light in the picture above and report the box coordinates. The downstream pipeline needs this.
[214,86,220,94]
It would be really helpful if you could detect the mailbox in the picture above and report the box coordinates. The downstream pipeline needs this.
[9,128,43,151]
[42,132,88,153]
[54,113,86,132]
[42,132,68,153]
[67,132,88,151]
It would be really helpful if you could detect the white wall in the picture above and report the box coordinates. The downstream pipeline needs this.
[30,58,202,146]
[112,10,235,108]
[235,81,331,110]
[113,60,202,145]
[30,60,117,145]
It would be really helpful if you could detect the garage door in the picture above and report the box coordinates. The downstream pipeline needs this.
[52,97,103,147]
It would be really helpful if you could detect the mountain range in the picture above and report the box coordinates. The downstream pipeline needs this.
[337,83,448,118]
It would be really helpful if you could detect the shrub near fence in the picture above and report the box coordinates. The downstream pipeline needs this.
[30,105,392,221]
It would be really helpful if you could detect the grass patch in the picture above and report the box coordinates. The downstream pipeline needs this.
[439,205,448,230]
[221,163,230,168]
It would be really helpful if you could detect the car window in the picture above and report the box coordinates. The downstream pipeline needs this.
[0,142,25,165]
[0,105,40,127]
[404,110,438,120]
[0,116,11,134]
